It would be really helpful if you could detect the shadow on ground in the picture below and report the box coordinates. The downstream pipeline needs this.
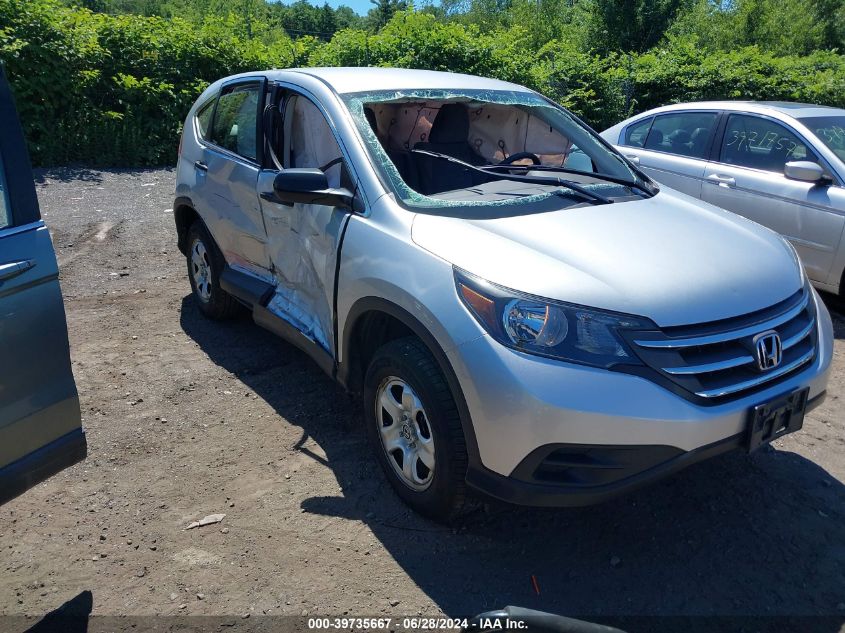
[32,168,104,185]
[32,166,174,185]
[180,296,845,629]
[18,590,92,633]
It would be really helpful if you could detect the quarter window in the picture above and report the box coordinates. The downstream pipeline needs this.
[720,114,816,173]
[195,97,216,140]
[210,83,261,161]
[0,151,10,230]
[623,118,653,148]
[644,112,718,159]
[799,115,845,162]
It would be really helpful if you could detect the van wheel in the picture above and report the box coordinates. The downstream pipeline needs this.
[364,337,468,521]
[186,221,240,320]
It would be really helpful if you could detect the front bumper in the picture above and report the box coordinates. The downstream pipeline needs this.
[466,391,825,507]
[446,290,834,506]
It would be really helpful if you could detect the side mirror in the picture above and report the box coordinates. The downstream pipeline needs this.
[784,161,826,184]
[270,168,354,208]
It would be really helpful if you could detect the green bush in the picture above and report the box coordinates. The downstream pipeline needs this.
[2,0,845,167]
[632,38,845,113]
[0,0,293,165]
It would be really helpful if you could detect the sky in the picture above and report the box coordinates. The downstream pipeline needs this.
[271,0,372,14]
[273,0,433,17]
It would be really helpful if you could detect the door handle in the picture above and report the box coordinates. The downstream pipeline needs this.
[706,174,735,187]
[624,154,640,166]
[194,160,208,172]
[0,259,35,283]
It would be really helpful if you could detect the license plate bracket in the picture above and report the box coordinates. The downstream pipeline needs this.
[747,387,809,452]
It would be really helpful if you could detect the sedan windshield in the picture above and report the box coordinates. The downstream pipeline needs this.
[342,89,651,214]
[799,115,845,162]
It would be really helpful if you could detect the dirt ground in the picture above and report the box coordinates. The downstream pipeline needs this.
[1,168,844,629]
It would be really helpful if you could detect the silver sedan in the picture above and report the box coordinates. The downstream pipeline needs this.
[602,102,845,296]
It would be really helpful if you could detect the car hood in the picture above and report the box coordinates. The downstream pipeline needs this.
[411,189,803,327]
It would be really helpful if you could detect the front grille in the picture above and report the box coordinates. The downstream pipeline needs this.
[626,287,817,402]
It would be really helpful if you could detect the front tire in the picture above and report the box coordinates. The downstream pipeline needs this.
[186,221,240,320]
[364,337,468,521]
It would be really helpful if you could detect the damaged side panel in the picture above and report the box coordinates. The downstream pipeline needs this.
[257,170,346,357]
[252,92,353,359]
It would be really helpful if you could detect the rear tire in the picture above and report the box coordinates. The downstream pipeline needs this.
[364,336,468,521]
[186,221,240,320]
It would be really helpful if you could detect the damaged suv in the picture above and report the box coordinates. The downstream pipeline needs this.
[174,68,833,520]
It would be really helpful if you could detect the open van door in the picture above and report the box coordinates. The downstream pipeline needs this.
[0,64,85,505]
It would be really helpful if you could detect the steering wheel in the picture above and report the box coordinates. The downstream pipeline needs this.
[498,152,541,166]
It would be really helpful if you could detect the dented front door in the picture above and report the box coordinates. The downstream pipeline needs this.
[257,92,351,355]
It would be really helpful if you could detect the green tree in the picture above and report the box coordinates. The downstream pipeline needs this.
[586,0,696,53]
[367,0,407,30]
[267,0,361,38]
[317,3,338,35]
[668,0,845,55]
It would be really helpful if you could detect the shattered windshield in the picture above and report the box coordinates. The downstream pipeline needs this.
[343,89,647,213]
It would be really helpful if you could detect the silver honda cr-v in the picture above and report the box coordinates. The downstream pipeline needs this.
[174,68,833,520]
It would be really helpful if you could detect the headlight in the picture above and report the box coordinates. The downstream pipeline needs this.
[455,269,652,368]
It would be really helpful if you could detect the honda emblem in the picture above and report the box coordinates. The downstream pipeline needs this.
[753,331,782,371]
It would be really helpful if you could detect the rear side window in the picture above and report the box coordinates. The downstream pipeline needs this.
[0,152,10,230]
[623,118,653,147]
[195,97,216,140]
[644,112,718,159]
[210,83,261,161]
[720,114,817,173]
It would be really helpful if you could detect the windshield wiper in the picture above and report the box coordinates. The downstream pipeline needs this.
[481,164,654,196]
[410,149,612,205]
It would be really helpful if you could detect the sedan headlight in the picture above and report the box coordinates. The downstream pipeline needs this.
[455,269,652,368]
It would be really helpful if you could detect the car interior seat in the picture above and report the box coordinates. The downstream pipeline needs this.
[415,104,487,165]
[689,127,710,157]
[413,103,490,194]
[667,129,692,156]
[644,128,664,150]
[363,105,422,192]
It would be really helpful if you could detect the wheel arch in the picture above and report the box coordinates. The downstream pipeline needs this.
[339,297,481,469]
[173,196,200,255]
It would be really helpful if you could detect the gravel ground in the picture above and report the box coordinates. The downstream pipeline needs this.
[1,168,844,630]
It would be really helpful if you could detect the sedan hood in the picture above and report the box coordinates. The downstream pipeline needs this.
[411,189,803,327]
